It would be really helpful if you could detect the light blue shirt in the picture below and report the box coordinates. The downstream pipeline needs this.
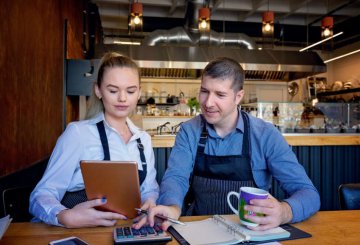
[158,109,320,223]
[30,113,159,226]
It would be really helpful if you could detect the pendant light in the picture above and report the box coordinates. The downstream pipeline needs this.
[128,1,143,33]
[262,0,274,49]
[198,6,210,33]
[321,16,333,39]
[262,11,274,36]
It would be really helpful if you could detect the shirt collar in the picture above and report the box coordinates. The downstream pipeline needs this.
[88,112,143,137]
[204,107,244,137]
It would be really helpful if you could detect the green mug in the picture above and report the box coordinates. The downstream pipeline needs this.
[227,187,268,227]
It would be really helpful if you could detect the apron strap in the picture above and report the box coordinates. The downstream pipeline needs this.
[240,111,251,156]
[136,138,147,185]
[136,138,146,164]
[96,121,111,160]
[197,116,208,154]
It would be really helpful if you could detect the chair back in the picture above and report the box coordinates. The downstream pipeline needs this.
[338,183,360,210]
[2,186,34,222]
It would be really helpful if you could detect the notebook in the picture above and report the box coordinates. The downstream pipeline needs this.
[170,215,291,245]
[80,160,141,219]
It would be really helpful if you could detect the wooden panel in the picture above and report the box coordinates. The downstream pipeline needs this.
[0,0,86,177]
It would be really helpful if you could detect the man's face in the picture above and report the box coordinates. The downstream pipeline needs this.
[199,75,244,128]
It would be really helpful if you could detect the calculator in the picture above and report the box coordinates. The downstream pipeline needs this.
[113,225,172,244]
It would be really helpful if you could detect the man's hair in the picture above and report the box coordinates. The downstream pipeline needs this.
[201,57,245,92]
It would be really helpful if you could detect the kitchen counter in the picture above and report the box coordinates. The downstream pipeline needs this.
[152,133,360,147]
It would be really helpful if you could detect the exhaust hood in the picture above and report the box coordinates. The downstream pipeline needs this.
[66,45,326,96]
[94,44,326,81]
[94,0,326,81]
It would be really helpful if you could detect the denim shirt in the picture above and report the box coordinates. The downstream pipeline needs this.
[158,109,320,223]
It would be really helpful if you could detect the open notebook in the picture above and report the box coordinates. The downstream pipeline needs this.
[171,215,290,245]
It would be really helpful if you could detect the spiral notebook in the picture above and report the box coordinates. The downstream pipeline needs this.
[170,215,291,245]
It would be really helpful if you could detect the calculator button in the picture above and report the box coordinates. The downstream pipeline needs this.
[139,227,148,236]
[116,228,125,238]
[154,225,163,233]
[131,228,141,236]
[123,227,133,238]
[146,227,156,235]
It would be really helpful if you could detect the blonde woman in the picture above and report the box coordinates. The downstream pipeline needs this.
[30,52,159,228]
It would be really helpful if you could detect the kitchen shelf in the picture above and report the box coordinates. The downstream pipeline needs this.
[317,87,360,97]
[137,103,178,106]
[142,115,192,118]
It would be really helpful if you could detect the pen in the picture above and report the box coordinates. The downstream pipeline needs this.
[135,208,186,226]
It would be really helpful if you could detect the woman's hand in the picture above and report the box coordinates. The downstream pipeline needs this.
[57,198,126,228]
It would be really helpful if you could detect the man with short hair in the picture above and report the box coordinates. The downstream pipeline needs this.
[135,57,320,231]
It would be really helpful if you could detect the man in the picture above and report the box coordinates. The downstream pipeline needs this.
[135,57,320,231]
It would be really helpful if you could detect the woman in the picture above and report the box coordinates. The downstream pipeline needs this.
[30,52,159,228]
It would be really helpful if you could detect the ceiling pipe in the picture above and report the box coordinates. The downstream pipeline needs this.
[142,0,256,49]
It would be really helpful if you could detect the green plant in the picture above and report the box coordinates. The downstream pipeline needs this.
[187,97,200,111]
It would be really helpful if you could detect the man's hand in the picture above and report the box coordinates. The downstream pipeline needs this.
[143,205,181,231]
[132,199,157,229]
[57,198,126,228]
[243,194,293,231]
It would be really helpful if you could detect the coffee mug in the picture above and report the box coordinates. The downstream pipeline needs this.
[227,187,268,227]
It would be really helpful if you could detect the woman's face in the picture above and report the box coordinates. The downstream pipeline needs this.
[95,66,140,121]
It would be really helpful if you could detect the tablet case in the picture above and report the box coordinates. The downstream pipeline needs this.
[80,160,141,219]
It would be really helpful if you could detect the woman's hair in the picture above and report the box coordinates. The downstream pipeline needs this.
[201,57,245,92]
[85,52,140,119]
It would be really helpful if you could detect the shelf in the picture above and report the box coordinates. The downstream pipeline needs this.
[137,103,178,106]
[142,115,192,118]
[317,87,360,97]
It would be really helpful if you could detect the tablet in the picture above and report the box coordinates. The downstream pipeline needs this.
[80,160,141,219]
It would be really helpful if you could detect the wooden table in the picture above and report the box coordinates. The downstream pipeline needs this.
[1,210,360,244]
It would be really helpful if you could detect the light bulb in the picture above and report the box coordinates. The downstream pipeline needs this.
[264,23,271,32]
[323,28,331,37]
[134,15,141,25]
[200,20,207,29]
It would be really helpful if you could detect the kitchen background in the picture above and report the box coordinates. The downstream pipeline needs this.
[1,0,360,177]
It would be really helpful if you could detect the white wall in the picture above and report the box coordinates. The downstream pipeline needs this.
[323,42,360,84]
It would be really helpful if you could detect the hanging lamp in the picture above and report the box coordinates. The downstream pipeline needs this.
[321,16,333,39]
[262,11,274,36]
[129,2,143,33]
[198,7,210,33]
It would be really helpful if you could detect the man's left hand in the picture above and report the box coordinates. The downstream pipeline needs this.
[243,194,293,231]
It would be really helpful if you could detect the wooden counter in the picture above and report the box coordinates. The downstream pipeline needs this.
[152,134,360,147]
[283,134,360,146]
[2,211,360,244]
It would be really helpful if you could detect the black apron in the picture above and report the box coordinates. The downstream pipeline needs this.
[185,111,256,215]
[60,120,147,208]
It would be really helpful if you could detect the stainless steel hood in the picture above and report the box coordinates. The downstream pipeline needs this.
[94,0,326,81]
[94,44,326,81]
